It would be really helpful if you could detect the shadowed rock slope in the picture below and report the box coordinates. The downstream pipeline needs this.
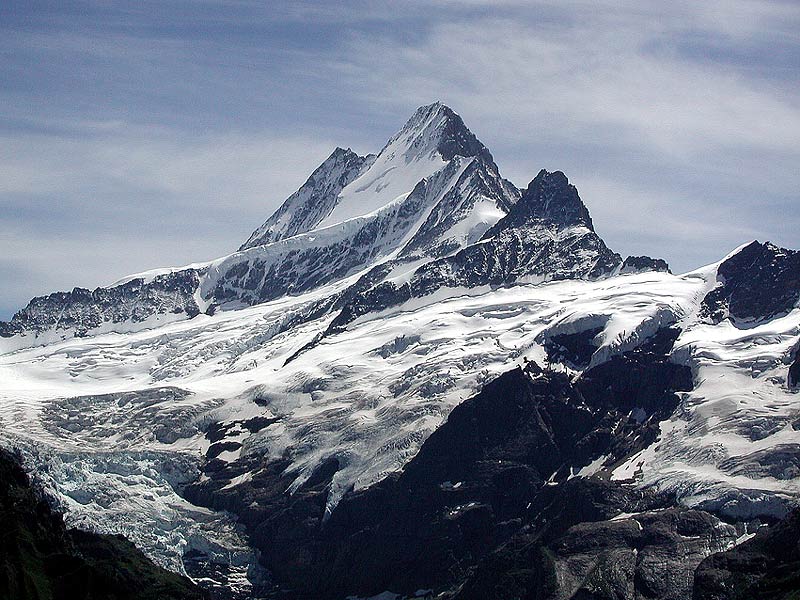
[183,328,743,600]
[694,508,800,600]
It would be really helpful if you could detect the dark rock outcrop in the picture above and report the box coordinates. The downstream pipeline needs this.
[789,345,800,390]
[485,168,594,232]
[185,327,693,599]
[0,447,206,600]
[702,241,800,326]
[455,506,737,600]
[621,255,671,274]
[694,508,800,600]
[542,326,604,368]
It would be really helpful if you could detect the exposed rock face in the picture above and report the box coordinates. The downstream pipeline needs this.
[702,241,800,325]
[486,168,594,233]
[0,448,206,600]
[789,345,800,390]
[694,508,800,600]
[240,147,373,250]
[456,506,738,600]
[542,326,604,368]
[0,269,202,339]
[415,101,497,165]
[621,254,671,274]
[185,327,695,599]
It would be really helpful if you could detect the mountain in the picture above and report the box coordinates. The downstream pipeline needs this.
[0,104,798,599]
[1,102,522,344]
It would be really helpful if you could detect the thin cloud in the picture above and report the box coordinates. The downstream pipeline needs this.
[0,127,337,318]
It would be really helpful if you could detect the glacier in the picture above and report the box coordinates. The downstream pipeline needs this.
[0,102,798,596]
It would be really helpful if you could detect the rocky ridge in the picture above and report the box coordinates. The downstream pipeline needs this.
[328,168,625,331]
[240,147,374,250]
[1,104,661,345]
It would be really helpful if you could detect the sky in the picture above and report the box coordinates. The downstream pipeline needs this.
[1,0,798,319]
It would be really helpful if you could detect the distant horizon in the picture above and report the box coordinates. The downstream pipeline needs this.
[2,1,798,319]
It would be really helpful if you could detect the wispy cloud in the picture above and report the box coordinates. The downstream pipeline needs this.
[0,125,335,316]
[0,0,798,317]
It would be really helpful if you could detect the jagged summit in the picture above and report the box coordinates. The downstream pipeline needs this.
[385,101,496,166]
[397,101,448,132]
[523,169,593,229]
[240,146,371,249]
[242,103,498,252]
[484,169,594,237]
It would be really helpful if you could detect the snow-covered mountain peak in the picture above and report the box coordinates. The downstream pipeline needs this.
[241,103,499,251]
[382,101,495,166]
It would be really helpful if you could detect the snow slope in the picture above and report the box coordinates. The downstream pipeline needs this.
[2,261,798,543]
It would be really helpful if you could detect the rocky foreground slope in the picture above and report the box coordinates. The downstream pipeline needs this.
[0,103,799,599]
